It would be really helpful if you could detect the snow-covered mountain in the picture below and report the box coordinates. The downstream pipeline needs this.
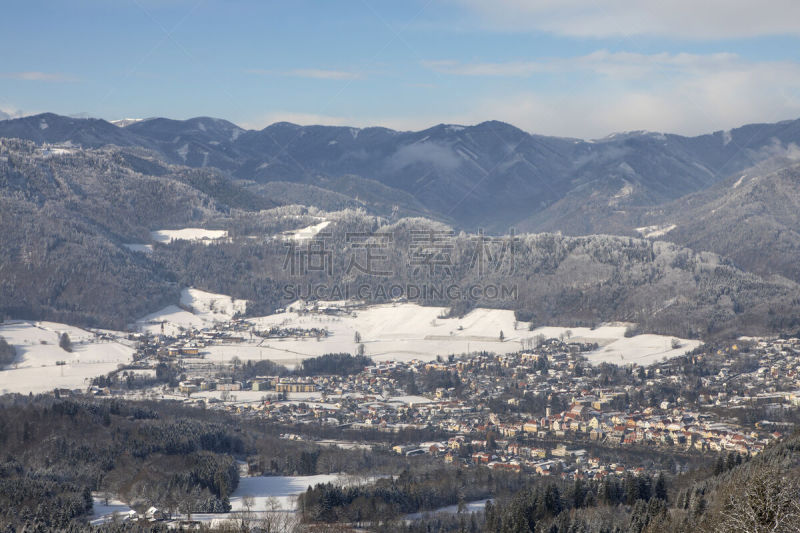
[111,118,148,127]
[2,113,800,233]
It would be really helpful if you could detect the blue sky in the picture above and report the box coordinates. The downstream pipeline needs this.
[2,0,800,137]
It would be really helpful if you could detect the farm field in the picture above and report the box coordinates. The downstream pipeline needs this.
[0,321,134,394]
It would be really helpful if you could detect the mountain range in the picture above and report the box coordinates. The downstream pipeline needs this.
[2,113,800,336]
[3,112,800,233]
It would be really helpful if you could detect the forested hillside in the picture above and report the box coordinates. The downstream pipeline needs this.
[2,138,800,337]
[641,162,800,284]
[0,395,408,530]
[151,214,800,338]
[473,430,800,533]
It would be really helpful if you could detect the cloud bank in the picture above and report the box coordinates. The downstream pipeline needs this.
[417,51,800,137]
[452,0,800,39]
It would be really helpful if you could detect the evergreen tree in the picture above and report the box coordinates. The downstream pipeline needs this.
[654,473,668,502]
[59,333,72,352]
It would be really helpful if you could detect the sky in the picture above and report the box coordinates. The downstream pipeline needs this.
[2,0,800,138]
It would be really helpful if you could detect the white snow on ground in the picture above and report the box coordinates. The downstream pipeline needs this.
[242,303,522,367]
[722,129,733,146]
[123,243,153,253]
[733,174,747,188]
[40,146,75,157]
[137,298,697,367]
[527,324,699,365]
[387,395,434,406]
[185,474,373,527]
[529,323,628,342]
[87,476,350,526]
[164,389,294,404]
[583,334,702,366]
[180,288,247,320]
[406,499,489,519]
[635,224,677,239]
[111,118,145,127]
[229,474,348,511]
[135,289,247,335]
[89,496,135,526]
[285,220,330,241]
[98,473,392,528]
[613,181,633,198]
[151,228,228,244]
[136,305,206,335]
[0,321,134,394]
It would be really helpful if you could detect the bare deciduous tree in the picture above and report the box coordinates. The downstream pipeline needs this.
[713,468,800,533]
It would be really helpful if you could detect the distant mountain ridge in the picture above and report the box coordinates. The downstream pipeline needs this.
[3,112,800,233]
[641,161,800,283]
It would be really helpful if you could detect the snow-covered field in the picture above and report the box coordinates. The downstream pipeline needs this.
[284,220,330,240]
[0,321,134,394]
[87,475,343,526]
[181,288,247,319]
[406,499,490,519]
[0,290,699,399]
[636,224,677,239]
[150,228,228,244]
[229,474,349,511]
[136,305,206,335]
[583,334,701,365]
[137,294,698,367]
[247,304,698,366]
[134,288,247,335]
[243,303,521,366]
[527,324,701,365]
[89,496,135,526]
[192,474,368,527]
[88,474,449,527]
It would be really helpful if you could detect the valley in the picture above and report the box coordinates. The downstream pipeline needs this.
[2,113,800,532]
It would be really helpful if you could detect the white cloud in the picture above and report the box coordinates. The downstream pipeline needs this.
[423,51,743,79]
[239,50,800,138]
[0,106,31,120]
[452,0,800,39]
[0,71,77,82]
[241,70,800,137]
[467,63,800,138]
[572,50,741,78]
[415,51,800,137]
[387,141,462,171]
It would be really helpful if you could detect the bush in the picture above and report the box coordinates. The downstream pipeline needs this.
[59,333,72,352]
